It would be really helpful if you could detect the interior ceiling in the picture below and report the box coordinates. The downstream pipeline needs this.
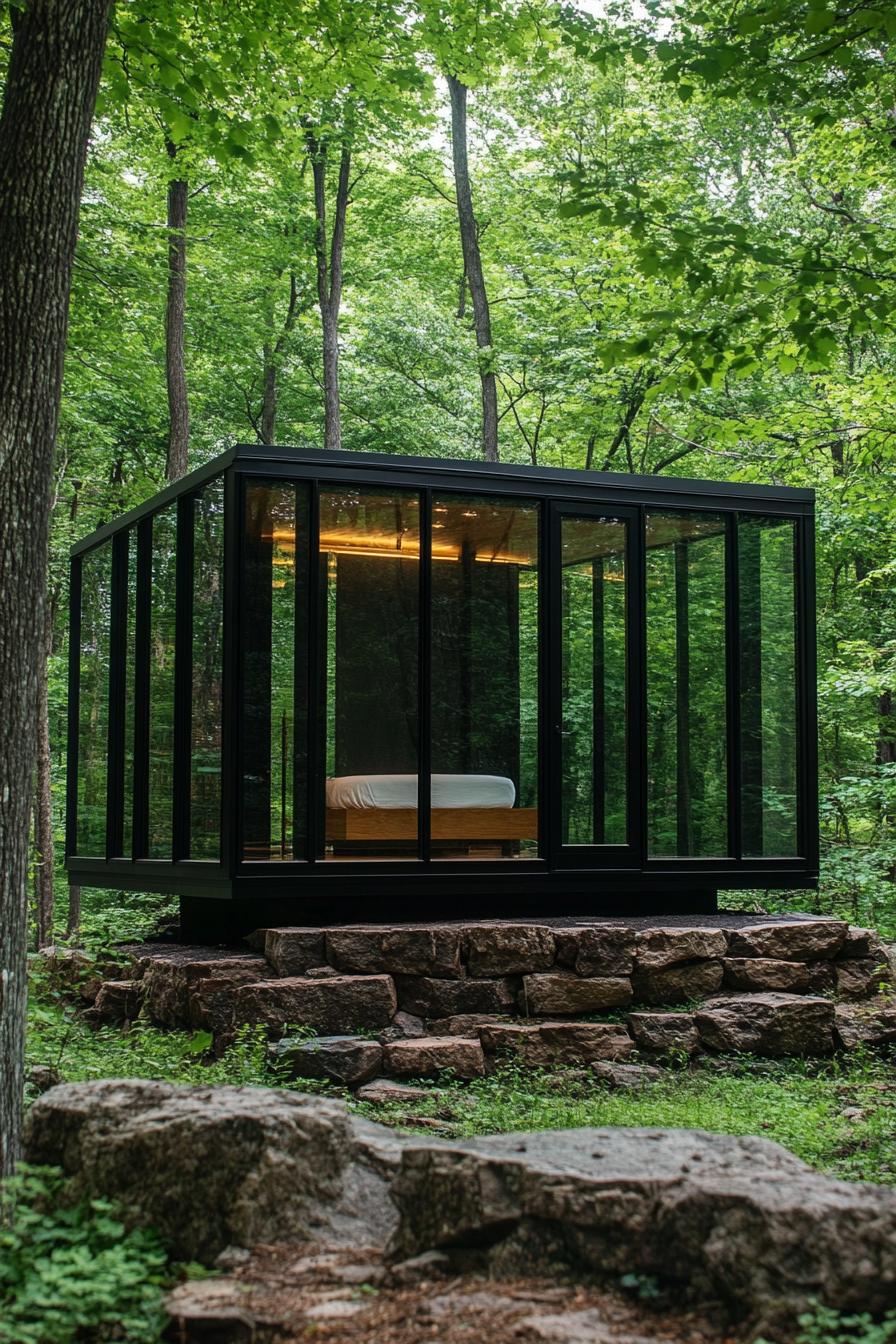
[264,495,725,568]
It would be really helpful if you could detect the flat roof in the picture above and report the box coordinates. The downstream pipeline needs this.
[72,442,815,557]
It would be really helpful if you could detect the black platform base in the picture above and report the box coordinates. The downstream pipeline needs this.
[178,889,721,944]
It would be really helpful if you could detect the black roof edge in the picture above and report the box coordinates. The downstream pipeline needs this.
[71,441,814,556]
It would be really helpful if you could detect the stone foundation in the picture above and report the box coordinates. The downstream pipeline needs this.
[61,914,895,1086]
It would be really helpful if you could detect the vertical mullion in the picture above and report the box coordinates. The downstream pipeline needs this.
[633,506,648,868]
[132,518,152,859]
[172,495,194,861]
[544,500,559,864]
[797,513,818,866]
[673,540,692,856]
[65,557,82,859]
[292,484,310,862]
[306,481,323,861]
[418,490,432,862]
[105,532,128,859]
[591,555,605,846]
[220,469,241,876]
[739,521,764,857]
[725,515,742,861]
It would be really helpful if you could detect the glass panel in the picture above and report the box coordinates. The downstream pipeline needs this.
[431,495,539,859]
[120,532,137,857]
[321,488,420,860]
[740,517,799,856]
[147,505,177,858]
[646,512,728,857]
[191,480,225,859]
[242,481,305,861]
[561,515,628,845]
[76,543,112,856]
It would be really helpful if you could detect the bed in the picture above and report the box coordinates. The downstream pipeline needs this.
[325,773,538,843]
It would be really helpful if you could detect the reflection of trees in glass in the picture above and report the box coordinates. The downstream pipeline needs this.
[561,544,627,846]
[431,495,539,858]
[191,480,224,859]
[121,533,136,857]
[242,482,298,860]
[741,518,798,856]
[77,543,112,856]
[518,573,539,812]
[647,517,728,857]
[147,505,177,858]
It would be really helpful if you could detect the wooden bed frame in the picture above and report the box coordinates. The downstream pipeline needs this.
[326,806,539,842]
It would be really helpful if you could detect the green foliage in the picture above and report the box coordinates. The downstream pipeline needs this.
[350,1053,896,1185]
[756,1303,896,1344]
[0,1166,169,1344]
[13,0,896,940]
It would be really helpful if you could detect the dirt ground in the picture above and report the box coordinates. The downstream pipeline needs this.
[165,1241,742,1344]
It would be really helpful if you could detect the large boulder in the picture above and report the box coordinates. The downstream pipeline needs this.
[326,926,462,979]
[696,993,835,1056]
[386,1126,896,1330]
[24,1082,896,1331]
[24,1081,402,1261]
[727,920,847,962]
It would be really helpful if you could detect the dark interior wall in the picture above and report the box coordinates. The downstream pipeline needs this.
[431,550,521,785]
[334,554,419,774]
[332,550,521,784]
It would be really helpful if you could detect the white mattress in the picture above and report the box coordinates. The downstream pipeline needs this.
[326,773,516,809]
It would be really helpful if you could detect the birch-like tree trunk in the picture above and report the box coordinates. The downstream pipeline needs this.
[0,0,110,1177]
[447,74,498,462]
[165,144,189,480]
[308,133,351,452]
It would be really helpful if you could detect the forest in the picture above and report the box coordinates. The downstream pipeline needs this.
[26,0,895,937]
[2,1,896,1337]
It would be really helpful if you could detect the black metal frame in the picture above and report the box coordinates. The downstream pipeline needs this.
[66,443,818,917]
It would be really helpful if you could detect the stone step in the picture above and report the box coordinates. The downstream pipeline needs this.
[62,914,895,1069]
[253,918,892,1011]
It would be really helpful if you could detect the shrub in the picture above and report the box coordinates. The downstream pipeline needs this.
[0,1165,169,1344]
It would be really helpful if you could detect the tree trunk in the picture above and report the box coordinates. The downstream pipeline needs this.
[260,271,299,444]
[67,884,82,939]
[308,135,351,453]
[447,74,498,462]
[165,147,189,480]
[34,601,57,949]
[261,339,277,444]
[0,0,110,1179]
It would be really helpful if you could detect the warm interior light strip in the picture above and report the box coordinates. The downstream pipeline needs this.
[265,529,533,565]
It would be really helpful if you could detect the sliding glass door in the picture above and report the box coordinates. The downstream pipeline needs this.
[550,504,639,868]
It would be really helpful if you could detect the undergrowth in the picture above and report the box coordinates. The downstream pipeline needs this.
[0,1165,175,1344]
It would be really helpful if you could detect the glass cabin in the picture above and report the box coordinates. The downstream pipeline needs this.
[66,445,818,933]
